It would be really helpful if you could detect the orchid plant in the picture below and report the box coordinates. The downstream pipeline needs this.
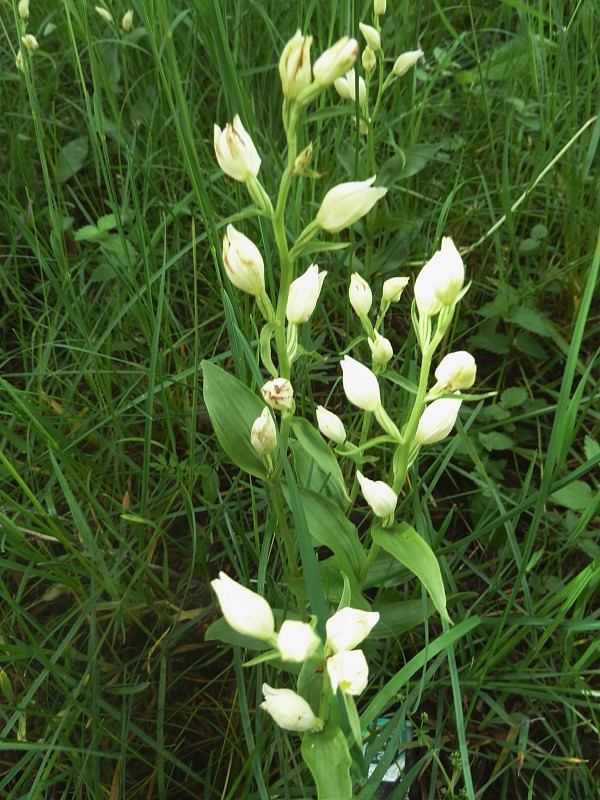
[203,6,491,797]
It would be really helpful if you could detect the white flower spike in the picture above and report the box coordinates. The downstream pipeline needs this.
[279,30,313,100]
[326,607,380,653]
[313,36,359,86]
[261,684,324,732]
[261,378,294,412]
[213,115,261,182]
[316,406,346,444]
[434,352,476,392]
[392,49,424,78]
[340,355,381,412]
[250,408,277,455]
[211,572,275,640]
[316,177,387,234]
[415,396,462,446]
[286,264,327,324]
[222,225,265,296]
[414,237,464,317]
[349,272,372,317]
[277,621,321,662]
[357,472,397,517]
[327,650,369,695]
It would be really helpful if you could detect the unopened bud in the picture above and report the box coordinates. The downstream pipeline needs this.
[222,225,265,296]
[261,378,294,412]
[316,406,346,444]
[279,30,313,100]
[293,143,313,175]
[434,352,476,391]
[95,6,114,24]
[357,472,397,517]
[359,23,381,52]
[382,276,410,302]
[18,0,29,21]
[334,68,367,104]
[374,0,387,15]
[368,333,393,365]
[250,408,277,455]
[362,47,377,72]
[349,273,372,317]
[313,36,359,87]
[21,34,38,52]
[415,396,462,446]
[392,49,423,78]
[122,10,134,32]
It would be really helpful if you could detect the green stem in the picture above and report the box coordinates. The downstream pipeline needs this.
[272,103,301,380]
[268,477,304,616]
[348,411,373,505]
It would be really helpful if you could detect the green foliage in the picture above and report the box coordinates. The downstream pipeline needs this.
[0,0,598,798]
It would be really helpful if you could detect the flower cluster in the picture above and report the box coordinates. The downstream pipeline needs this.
[211,573,379,732]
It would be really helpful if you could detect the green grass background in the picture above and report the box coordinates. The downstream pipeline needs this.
[1,0,599,798]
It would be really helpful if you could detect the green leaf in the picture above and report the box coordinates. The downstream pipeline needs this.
[56,136,89,182]
[201,360,266,479]
[478,432,514,452]
[500,387,528,408]
[506,306,553,338]
[287,487,366,581]
[551,480,594,511]
[469,331,510,354]
[373,599,434,637]
[302,722,353,800]
[290,417,350,509]
[584,435,600,461]
[204,617,269,650]
[371,523,450,623]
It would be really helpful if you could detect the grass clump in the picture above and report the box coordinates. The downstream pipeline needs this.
[1,1,598,798]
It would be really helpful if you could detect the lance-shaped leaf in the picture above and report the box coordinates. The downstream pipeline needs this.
[372,522,450,623]
[201,360,267,479]
[302,722,353,800]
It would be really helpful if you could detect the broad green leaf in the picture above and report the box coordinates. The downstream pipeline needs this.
[289,487,366,581]
[302,722,353,800]
[56,136,89,182]
[479,432,514,452]
[373,599,434,637]
[551,480,594,511]
[584,435,600,461]
[290,417,350,509]
[469,330,510,354]
[500,387,528,408]
[204,617,269,650]
[201,360,266,479]
[371,523,450,623]
[506,306,553,338]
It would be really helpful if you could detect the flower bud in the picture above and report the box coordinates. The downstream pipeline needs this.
[392,49,424,78]
[382,276,410,302]
[313,36,359,86]
[334,69,367,104]
[250,408,277,455]
[277,621,321,662]
[213,114,261,182]
[316,406,346,444]
[362,47,377,72]
[340,355,381,412]
[261,684,324,732]
[286,264,327,324]
[414,396,462,446]
[122,10,134,32]
[211,572,275,640]
[326,607,380,653]
[95,6,113,23]
[359,23,381,52]
[261,378,294,412]
[279,30,313,100]
[293,142,313,175]
[349,272,372,317]
[414,237,464,317]
[21,34,38,52]
[434,352,476,392]
[374,0,387,14]
[316,176,387,234]
[357,472,397,517]
[15,50,24,72]
[222,224,265,296]
[368,333,393,365]
[18,0,29,21]
[327,650,369,695]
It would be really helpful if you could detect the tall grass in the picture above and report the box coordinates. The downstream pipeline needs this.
[1,1,598,798]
